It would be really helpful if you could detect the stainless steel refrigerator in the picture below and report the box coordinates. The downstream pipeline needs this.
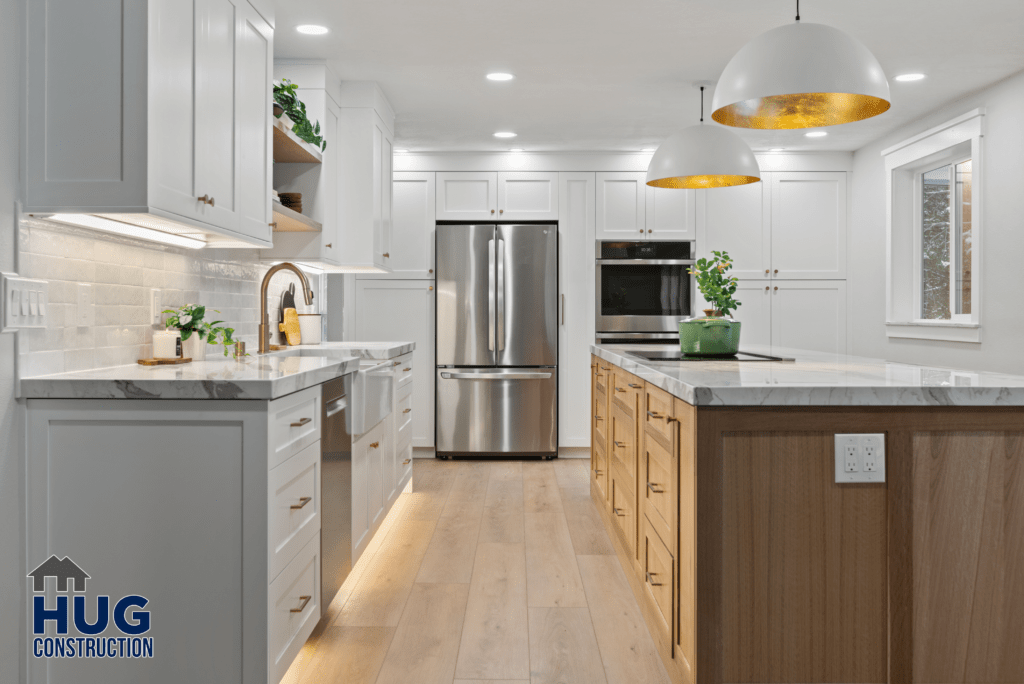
[435,224,558,458]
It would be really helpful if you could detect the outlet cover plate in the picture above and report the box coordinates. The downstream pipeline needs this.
[835,433,886,484]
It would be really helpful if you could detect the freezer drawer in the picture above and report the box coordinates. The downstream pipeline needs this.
[436,367,557,455]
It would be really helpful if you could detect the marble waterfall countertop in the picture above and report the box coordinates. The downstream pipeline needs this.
[593,343,1024,407]
[21,342,415,401]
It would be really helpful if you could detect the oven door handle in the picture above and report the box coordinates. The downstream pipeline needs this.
[596,259,696,265]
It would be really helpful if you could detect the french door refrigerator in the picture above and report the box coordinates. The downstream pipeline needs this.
[435,224,558,458]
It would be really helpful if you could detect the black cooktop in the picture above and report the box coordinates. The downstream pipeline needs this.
[629,350,795,363]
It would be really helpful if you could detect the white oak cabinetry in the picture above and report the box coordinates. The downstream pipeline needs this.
[26,384,328,684]
[435,172,559,220]
[354,282,436,447]
[24,0,274,247]
[596,172,696,240]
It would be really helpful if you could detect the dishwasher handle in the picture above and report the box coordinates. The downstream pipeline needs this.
[325,397,347,418]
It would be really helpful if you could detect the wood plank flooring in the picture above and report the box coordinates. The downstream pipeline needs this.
[283,459,671,684]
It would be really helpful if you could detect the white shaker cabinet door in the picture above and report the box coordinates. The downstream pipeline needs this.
[351,431,370,563]
[697,177,771,279]
[193,0,241,231]
[435,172,498,220]
[367,172,435,278]
[379,117,394,269]
[355,280,436,447]
[730,281,774,348]
[596,172,647,239]
[770,172,847,279]
[236,1,273,244]
[646,186,696,240]
[367,422,385,532]
[771,280,848,354]
[497,172,559,220]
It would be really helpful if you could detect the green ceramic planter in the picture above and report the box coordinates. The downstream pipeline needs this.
[678,316,742,357]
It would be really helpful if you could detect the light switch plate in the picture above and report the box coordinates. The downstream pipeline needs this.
[835,433,886,483]
[77,283,95,327]
[151,289,163,326]
[1,273,49,332]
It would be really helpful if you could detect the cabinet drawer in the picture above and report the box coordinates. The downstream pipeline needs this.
[595,362,612,396]
[268,385,322,470]
[391,352,414,389]
[642,519,675,650]
[643,426,676,553]
[268,440,321,582]
[610,470,636,556]
[611,368,642,418]
[398,440,413,482]
[269,535,321,684]
[644,383,676,446]
[397,389,413,435]
[609,402,637,484]
[592,440,609,502]
[594,382,608,452]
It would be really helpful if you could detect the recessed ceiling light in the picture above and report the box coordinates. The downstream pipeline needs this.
[493,131,517,138]
[805,131,828,138]
[641,148,656,152]
[769,148,785,152]
[295,25,329,35]
[894,73,926,82]
[486,73,515,81]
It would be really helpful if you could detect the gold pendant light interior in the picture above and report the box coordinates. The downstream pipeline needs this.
[711,92,891,130]
[647,174,761,189]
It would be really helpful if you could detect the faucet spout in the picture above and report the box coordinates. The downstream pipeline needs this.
[259,262,314,354]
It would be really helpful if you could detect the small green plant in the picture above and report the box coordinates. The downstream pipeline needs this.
[273,79,327,152]
[162,304,237,357]
[689,251,741,318]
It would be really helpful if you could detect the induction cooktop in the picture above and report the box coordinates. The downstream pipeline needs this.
[629,350,795,363]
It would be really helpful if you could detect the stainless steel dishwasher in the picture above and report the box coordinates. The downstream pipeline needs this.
[320,374,352,616]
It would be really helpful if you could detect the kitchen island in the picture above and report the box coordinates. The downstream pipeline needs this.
[591,343,1024,684]
[22,342,414,684]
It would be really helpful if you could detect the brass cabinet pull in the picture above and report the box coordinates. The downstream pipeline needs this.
[594,415,603,421]
[614,441,625,448]
[613,507,626,517]
[647,229,653,233]
[765,269,769,275]
[595,373,605,378]
[647,482,664,494]
[646,572,662,587]
[429,286,433,291]
[594,469,604,475]
[403,408,412,414]
[628,383,642,389]
[774,269,779,274]
[326,243,332,248]
[403,367,411,372]
[290,595,312,613]
[499,209,504,214]
[429,269,433,274]
[491,209,495,214]
[393,361,401,366]
[291,496,312,510]
[765,286,769,291]
[383,252,390,258]
[403,459,411,465]
[600,366,610,371]
[639,229,644,233]
[270,221,278,229]
[774,286,778,291]
[198,194,214,206]
[370,441,380,449]
[290,417,312,427]
[647,410,663,419]
[615,387,626,393]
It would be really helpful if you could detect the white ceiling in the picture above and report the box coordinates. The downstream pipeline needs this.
[273,0,1024,153]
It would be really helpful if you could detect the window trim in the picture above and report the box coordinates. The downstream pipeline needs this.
[883,108,984,343]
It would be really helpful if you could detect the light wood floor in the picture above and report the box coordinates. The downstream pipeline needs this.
[282,458,672,684]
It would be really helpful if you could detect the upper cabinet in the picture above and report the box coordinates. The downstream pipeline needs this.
[361,172,436,278]
[24,0,274,248]
[596,172,695,240]
[435,172,559,221]
[698,171,847,280]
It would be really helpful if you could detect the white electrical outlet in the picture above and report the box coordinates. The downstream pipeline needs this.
[835,434,886,483]
[77,283,95,327]
[1,273,49,332]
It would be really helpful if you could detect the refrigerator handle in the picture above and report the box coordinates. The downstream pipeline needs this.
[497,239,505,351]
[488,239,495,352]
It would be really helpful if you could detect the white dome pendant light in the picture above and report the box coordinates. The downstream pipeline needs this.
[647,86,761,190]
[711,0,890,129]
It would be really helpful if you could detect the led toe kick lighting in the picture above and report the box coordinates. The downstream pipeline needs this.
[46,214,207,249]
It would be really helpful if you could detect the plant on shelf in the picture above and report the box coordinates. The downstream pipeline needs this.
[689,250,741,317]
[163,305,237,357]
[273,79,327,152]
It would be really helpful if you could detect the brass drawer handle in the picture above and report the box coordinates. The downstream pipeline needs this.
[290,595,312,613]
[615,387,626,393]
[594,469,603,475]
[614,441,625,448]
[403,459,411,465]
[628,383,642,389]
[646,482,664,494]
[600,366,610,371]
[198,194,215,206]
[403,408,412,414]
[647,410,663,419]
[613,507,626,517]
[594,415,603,421]
[291,496,312,510]
[645,572,662,587]
[403,367,411,372]
[383,252,390,258]
[595,373,605,378]
[370,441,380,449]
[393,361,401,366]
[667,416,679,423]
[290,417,312,427]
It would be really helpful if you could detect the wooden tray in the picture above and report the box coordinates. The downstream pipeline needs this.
[138,358,192,366]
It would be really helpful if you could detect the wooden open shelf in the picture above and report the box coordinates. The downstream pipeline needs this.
[272,200,322,233]
[272,116,323,164]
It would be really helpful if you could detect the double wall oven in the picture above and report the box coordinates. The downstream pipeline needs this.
[596,240,695,343]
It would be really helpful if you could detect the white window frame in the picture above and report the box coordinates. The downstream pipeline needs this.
[882,109,984,343]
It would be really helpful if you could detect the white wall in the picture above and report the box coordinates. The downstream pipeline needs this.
[849,69,1024,373]
[1,0,25,678]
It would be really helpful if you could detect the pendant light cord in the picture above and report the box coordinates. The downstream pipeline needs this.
[700,86,704,122]
[795,0,800,21]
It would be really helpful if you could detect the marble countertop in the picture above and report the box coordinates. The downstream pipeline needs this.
[21,341,415,401]
[593,343,1024,407]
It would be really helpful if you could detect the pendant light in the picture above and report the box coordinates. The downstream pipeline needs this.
[646,86,761,190]
[711,0,890,129]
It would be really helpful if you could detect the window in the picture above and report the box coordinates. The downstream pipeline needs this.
[883,109,983,343]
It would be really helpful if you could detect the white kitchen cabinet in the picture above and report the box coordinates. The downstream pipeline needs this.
[24,0,273,248]
[729,282,774,348]
[354,281,436,447]
[497,172,559,220]
[385,353,415,506]
[770,172,847,280]
[645,186,696,239]
[697,176,772,278]
[771,280,848,354]
[559,172,596,448]
[362,172,436,278]
[436,172,498,221]
[596,172,647,239]
[367,421,386,531]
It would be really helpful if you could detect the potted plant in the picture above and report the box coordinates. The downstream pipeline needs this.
[680,251,743,357]
[273,79,327,152]
[162,305,237,362]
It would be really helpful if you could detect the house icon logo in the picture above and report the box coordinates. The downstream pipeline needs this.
[27,556,90,593]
